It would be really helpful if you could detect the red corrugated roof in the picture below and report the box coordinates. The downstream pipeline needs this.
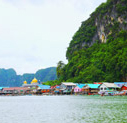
[51,85,59,89]
[3,87,29,91]
[94,82,102,84]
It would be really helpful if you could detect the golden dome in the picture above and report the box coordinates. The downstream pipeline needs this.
[31,78,38,83]
[23,81,27,84]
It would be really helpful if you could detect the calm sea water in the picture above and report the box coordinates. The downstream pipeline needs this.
[0,95,127,123]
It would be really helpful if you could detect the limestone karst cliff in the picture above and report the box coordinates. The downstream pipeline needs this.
[58,0,127,83]
[66,0,127,60]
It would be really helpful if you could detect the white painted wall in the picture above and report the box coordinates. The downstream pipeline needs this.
[99,84,107,91]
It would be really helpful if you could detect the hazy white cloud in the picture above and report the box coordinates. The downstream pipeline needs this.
[0,0,106,74]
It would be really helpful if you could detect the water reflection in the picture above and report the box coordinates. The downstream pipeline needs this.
[0,95,127,123]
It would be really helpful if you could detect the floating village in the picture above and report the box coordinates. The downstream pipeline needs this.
[0,78,127,96]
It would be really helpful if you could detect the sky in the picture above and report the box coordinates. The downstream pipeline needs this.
[0,0,106,75]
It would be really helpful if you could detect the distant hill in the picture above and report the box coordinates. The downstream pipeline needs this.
[0,67,57,87]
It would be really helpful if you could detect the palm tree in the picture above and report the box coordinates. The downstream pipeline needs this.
[57,61,65,78]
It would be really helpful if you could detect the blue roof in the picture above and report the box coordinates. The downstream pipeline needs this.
[38,85,50,89]
[0,87,9,90]
[56,86,60,89]
[114,82,127,87]
[114,82,127,84]
[87,84,100,89]
[0,87,3,90]
[76,84,85,88]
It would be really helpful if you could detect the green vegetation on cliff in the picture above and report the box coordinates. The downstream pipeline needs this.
[59,31,127,83]
[58,0,127,83]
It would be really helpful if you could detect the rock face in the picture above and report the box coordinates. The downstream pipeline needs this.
[95,4,127,44]
[66,0,127,60]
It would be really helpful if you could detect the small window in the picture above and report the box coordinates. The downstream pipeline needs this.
[101,88,103,90]
[104,88,106,90]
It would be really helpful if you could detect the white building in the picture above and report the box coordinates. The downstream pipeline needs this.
[60,82,76,90]
[99,83,119,92]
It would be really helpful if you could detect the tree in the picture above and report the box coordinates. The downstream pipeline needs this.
[57,61,65,79]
